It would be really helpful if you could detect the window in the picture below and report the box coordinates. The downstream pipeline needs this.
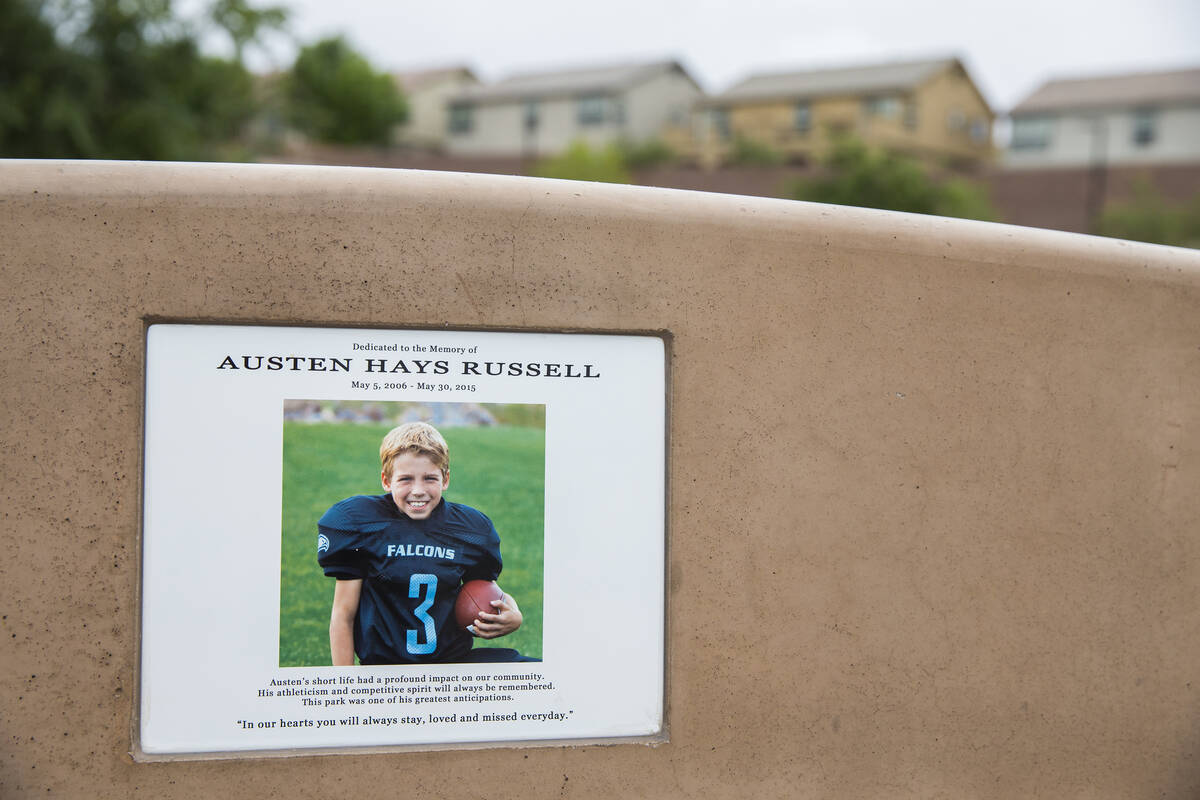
[1132,108,1157,147]
[864,96,901,118]
[577,95,607,125]
[794,101,811,133]
[710,107,731,141]
[969,118,989,144]
[448,103,473,135]
[946,108,966,131]
[1010,115,1053,150]
[523,101,539,132]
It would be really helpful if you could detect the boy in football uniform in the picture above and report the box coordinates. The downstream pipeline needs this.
[318,421,536,665]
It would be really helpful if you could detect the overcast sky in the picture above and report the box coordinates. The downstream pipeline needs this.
[253,0,1200,112]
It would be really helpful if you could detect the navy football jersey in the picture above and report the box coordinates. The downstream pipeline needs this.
[317,494,502,665]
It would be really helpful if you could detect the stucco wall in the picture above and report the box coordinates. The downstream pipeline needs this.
[445,96,613,157]
[710,67,994,165]
[913,66,994,159]
[397,74,480,148]
[446,70,699,157]
[1007,105,1200,168]
[445,101,525,156]
[2,161,1199,799]
[623,69,701,142]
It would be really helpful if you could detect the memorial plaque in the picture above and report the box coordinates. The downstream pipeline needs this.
[139,324,666,755]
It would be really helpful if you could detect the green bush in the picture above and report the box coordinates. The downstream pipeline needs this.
[932,177,997,222]
[728,135,782,166]
[791,136,995,221]
[618,138,676,169]
[531,140,632,184]
[1097,181,1200,248]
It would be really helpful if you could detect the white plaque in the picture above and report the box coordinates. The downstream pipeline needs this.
[139,324,666,756]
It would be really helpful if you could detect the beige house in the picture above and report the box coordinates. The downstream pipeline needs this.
[443,60,701,158]
[692,57,994,168]
[1006,67,1200,168]
[393,66,480,149]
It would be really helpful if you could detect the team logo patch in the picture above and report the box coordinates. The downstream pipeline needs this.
[317,534,330,553]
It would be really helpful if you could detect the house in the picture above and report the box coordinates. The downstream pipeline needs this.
[442,60,702,158]
[696,57,994,167]
[393,66,480,149]
[1006,67,1200,168]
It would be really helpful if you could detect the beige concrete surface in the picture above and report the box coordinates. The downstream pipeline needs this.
[1,160,1198,797]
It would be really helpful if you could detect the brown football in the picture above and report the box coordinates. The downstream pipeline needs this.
[454,580,504,629]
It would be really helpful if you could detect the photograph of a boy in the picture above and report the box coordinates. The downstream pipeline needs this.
[276,400,544,671]
[317,422,539,665]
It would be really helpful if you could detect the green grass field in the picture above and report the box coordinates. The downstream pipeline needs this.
[279,421,544,665]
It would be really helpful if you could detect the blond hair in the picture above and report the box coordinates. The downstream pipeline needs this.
[380,422,449,477]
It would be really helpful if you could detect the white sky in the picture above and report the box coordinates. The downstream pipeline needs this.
[247,0,1200,112]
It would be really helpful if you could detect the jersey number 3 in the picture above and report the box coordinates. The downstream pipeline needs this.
[407,573,438,655]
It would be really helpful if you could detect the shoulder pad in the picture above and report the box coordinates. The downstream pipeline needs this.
[319,494,389,532]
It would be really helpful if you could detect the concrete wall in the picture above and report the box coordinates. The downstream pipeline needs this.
[257,146,1200,236]
[989,161,1200,233]
[2,160,1200,798]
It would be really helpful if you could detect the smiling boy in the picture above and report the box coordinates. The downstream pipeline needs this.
[317,421,535,665]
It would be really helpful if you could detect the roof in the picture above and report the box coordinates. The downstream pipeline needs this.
[393,66,477,93]
[1011,67,1200,114]
[709,57,961,104]
[450,59,699,104]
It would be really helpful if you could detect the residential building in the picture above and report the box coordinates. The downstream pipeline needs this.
[442,60,702,158]
[695,57,994,168]
[1006,67,1200,168]
[393,66,480,149]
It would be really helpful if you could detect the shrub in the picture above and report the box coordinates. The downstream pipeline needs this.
[728,135,782,166]
[618,138,676,169]
[1097,181,1200,248]
[531,140,632,184]
[791,136,995,221]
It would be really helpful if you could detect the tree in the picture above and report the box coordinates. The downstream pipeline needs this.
[791,136,995,221]
[0,0,262,160]
[530,141,632,184]
[85,0,258,159]
[0,0,100,157]
[209,0,288,65]
[284,37,407,146]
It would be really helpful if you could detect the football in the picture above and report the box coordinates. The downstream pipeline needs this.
[454,580,504,630]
